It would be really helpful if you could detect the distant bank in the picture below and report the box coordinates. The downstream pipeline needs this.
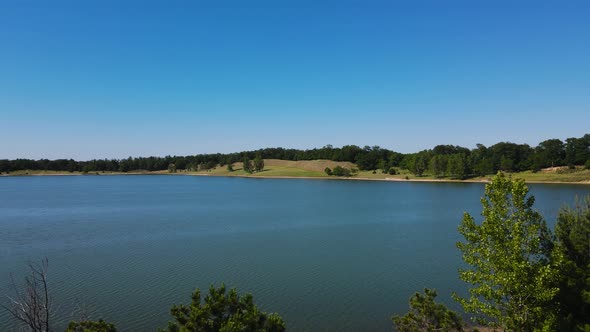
[2,159,589,185]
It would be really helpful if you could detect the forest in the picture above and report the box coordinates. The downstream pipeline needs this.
[1,134,589,178]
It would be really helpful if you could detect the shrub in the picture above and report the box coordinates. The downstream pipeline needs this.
[160,284,285,332]
[324,167,332,175]
[332,166,352,177]
[393,288,464,332]
[66,319,116,332]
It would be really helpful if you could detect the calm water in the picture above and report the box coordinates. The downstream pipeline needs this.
[0,176,588,331]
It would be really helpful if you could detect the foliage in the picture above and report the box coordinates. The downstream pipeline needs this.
[554,196,590,331]
[1,134,588,177]
[500,155,514,172]
[331,166,351,177]
[324,167,332,175]
[168,163,177,173]
[388,167,397,175]
[160,284,285,332]
[454,172,560,331]
[253,155,264,172]
[447,154,467,179]
[408,152,428,176]
[565,135,590,168]
[227,164,234,172]
[430,155,447,178]
[66,319,116,332]
[242,157,253,173]
[393,288,464,332]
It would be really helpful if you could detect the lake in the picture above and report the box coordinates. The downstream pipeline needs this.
[0,175,588,331]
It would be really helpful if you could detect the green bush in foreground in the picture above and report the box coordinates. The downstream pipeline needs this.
[392,288,464,332]
[160,284,285,332]
[66,319,116,332]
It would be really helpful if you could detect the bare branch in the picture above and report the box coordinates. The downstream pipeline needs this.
[2,257,52,332]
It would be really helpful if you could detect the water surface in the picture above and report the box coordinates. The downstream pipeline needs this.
[0,176,587,331]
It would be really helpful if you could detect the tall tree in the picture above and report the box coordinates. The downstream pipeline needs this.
[430,155,447,178]
[447,154,467,179]
[554,196,590,331]
[242,157,252,173]
[537,139,565,168]
[253,155,264,172]
[454,172,559,331]
[565,136,590,168]
[408,152,428,176]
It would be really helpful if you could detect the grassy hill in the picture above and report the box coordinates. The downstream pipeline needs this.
[194,160,590,184]
[195,159,356,178]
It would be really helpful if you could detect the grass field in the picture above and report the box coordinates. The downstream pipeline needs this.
[506,168,590,183]
[195,161,590,184]
[194,159,356,178]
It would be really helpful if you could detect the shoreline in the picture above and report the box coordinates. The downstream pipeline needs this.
[192,173,590,185]
[3,171,588,185]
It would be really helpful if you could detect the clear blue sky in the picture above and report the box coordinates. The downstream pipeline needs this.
[1,1,589,160]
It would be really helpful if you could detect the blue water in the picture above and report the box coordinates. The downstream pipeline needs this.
[0,176,587,331]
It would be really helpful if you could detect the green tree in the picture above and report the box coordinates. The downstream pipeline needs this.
[447,154,467,179]
[554,196,590,331]
[168,163,177,173]
[499,155,514,172]
[66,319,116,332]
[471,144,493,176]
[160,284,285,332]
[454,172,559,331]
[565,136,590,168]
[393,288,464,332]
[324,167,332,175]
[377,159,389,174]
[253,155,264,172]
[537,139,565,168]
[331,166,351,177]
[242,157,252,173]
[430,155,447,178]
[227,164,234,172]
[408,153,428,176]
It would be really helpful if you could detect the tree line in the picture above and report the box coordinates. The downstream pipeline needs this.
[1,134,589,176]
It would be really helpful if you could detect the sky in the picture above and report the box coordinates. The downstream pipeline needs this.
[1,1,589,160]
